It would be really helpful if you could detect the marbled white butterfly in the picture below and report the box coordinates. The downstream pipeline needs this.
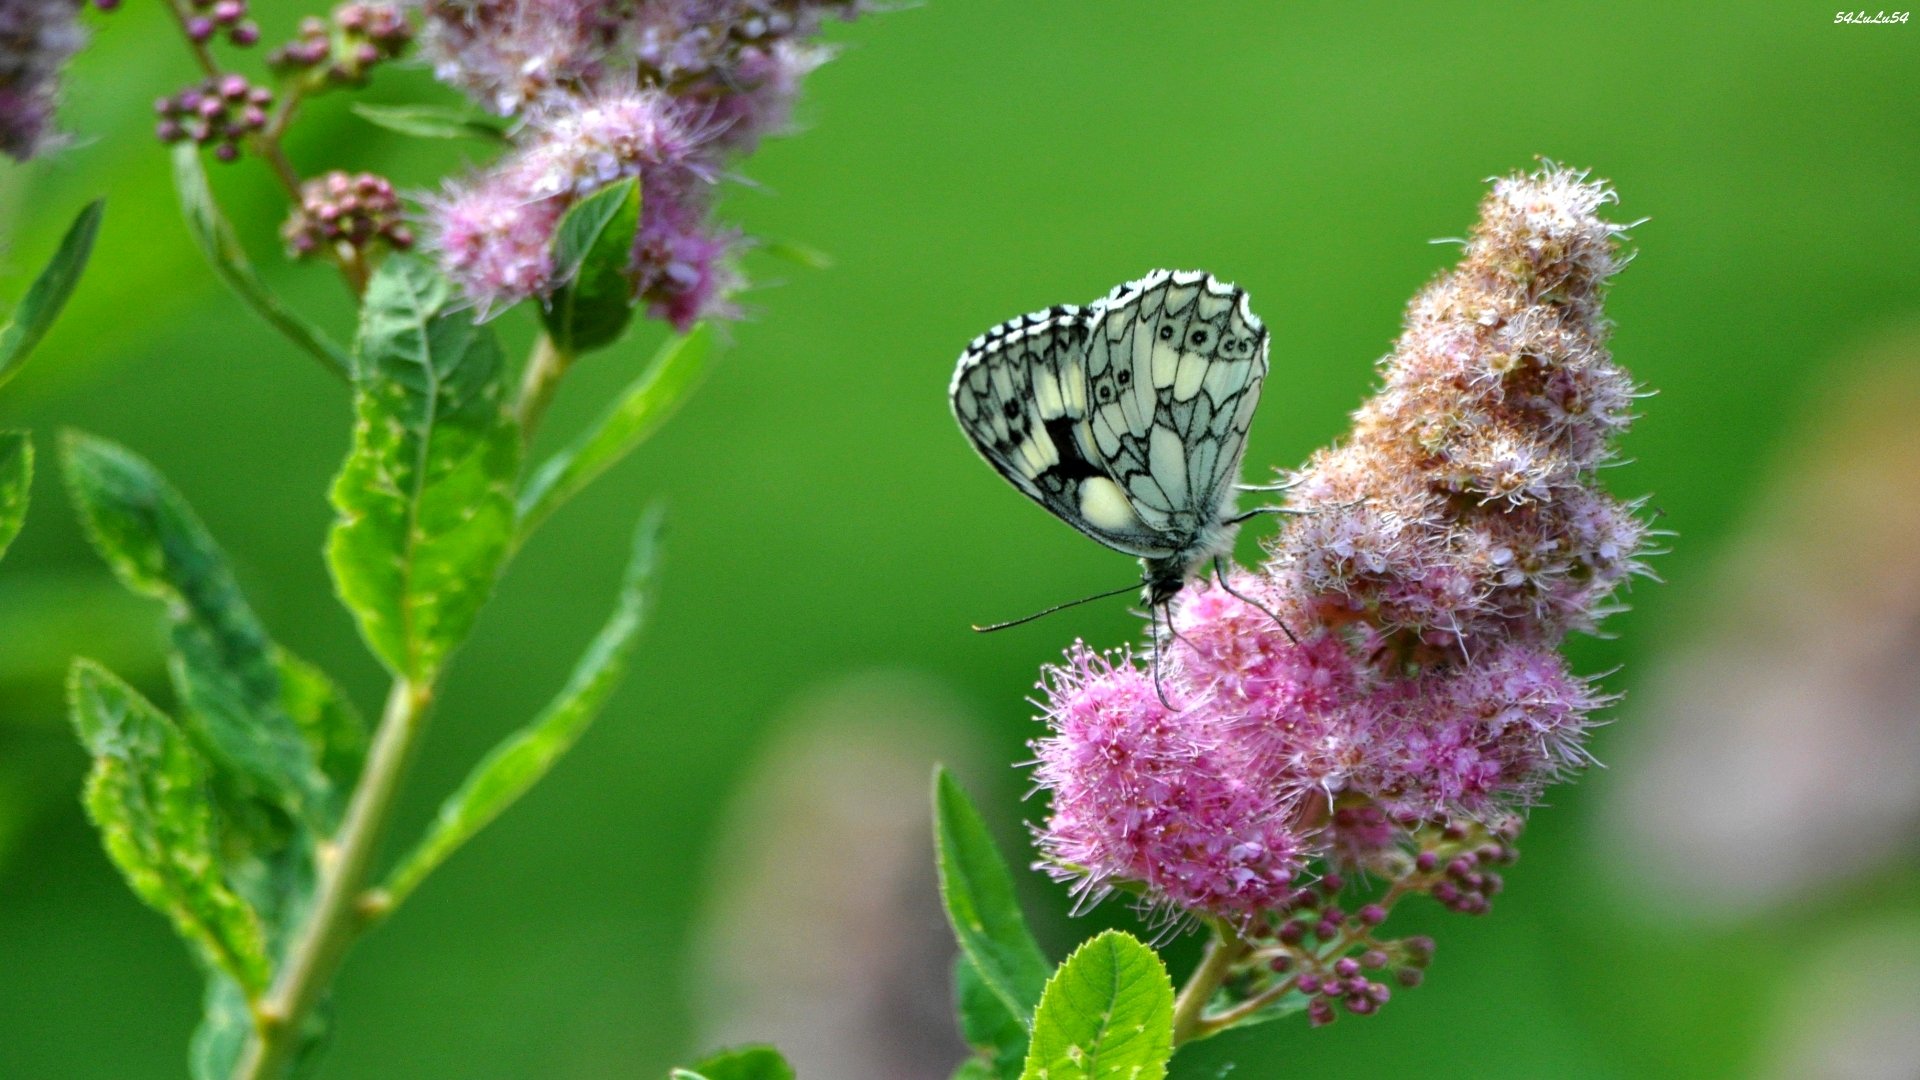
[951,270,1275,622]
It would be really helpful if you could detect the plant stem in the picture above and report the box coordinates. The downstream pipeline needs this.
[258,90,310,207]
[160,0,221,78]
[1171,923,1248,1046]
[1190,970,1301,1038]
[233,678,434,1080]
[515,333,575,440]
[1182,879,1421,1041]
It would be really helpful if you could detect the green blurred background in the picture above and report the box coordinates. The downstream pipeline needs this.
[3,1,1918,1077]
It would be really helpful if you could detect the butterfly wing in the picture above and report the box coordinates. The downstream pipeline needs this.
[1079,270,1269,550]
[950,304,1183,558]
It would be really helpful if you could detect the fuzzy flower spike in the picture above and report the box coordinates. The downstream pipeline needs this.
[1030,164,1651,1029]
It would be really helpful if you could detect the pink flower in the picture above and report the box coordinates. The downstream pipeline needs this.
[0,0,86,161]
[634,194,739,331]
[516,91,717,200]
[1032,644,1305,922]
[419,0,627,115]
[419,2,868,327]
[424,166,566,314]
[704,38,833,155]
[424,89,740,329]
[1346,645,1608,819]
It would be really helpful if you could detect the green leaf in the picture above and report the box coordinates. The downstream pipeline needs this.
[351,102,508,142]
[540,178,642,354]
[1020,931,1174,1080]
[62,431,337,830]
[1203,986,1310,1035]
[172,145,351,381]
[381,507,662,906]
[932,766,1051,1027]
[757,237,833,270]
[68,660,273,994]
[279,651,367,794]
[191,971,331,1080]
[188,974,250,1080]
[0,432,31,562]
[956,953,1030,1079]
[0,198,102,388]
[517,325,715,537]
[675,1046,795,1080]
[327,255,520,682]
[953,1062,999,1080]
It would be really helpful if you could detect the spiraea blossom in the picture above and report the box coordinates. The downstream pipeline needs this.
[422,1,865,328]
[1030,165,1650,1021]
[0,0,86,161]
[283,170,414,260]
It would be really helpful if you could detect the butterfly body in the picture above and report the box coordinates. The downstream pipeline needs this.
[951,270,1269,607]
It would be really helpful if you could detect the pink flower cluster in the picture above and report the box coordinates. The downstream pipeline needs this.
[1035,644,1307,919]
[1031,166,1649,923]
[422,1,864,328]
[0,0,85,161]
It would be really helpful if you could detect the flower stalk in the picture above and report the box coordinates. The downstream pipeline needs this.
[1170,923,1249,1045]
[515,333,575,440]
[235,678,433,1080]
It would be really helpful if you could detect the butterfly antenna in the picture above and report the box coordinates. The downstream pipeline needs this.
[1213,556,1299,644]
[972,581,1141,632]
[1227,495,1370,527]
[1225,504,1306,526]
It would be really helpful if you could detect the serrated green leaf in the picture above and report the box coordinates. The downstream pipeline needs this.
[0,432,31,562]
[351,102,508,142]
[540,178,642,354]
[327,255,520,682]
[0,198,101,388]
[681,1046,795,1080]
[957,952,1030,1079]
[68,660,273,994]
[1020,931,1174,1080]
[172,145,351,381]
[382,508,662,907]
[62,431,338,831]
[933,767,1051,1027]
[517,325,714,537]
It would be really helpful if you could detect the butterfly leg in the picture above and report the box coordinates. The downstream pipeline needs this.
[1147,604,1176,710]
[1213,556,1299,644]
[1160,598,1199,654]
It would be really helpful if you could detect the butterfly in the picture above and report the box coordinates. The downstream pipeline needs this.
[951,269,1284,631]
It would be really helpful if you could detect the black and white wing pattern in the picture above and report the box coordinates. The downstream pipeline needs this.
[1078,270,1268,550]
[950,270,1269,572]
